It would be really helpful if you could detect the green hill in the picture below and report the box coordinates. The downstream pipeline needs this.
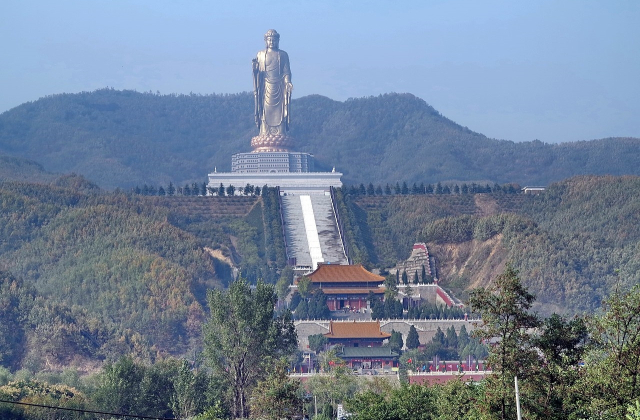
[1,89,639,189]
[338,175,640,315]
[0,178,278,371]
[0,155,57,184]
[0,174,638,371]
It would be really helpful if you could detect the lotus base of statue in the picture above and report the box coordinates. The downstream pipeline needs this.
[250,134,294,152]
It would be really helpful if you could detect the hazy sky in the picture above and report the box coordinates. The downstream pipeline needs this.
[1,0,639,143]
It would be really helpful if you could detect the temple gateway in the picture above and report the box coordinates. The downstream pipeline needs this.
[303,264,386,311]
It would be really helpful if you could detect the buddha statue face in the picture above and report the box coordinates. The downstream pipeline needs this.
[264,30,280,50]
[265,35,279,50]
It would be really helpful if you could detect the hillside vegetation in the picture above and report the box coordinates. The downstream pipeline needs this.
[0,177,283,371]
[1,89,639,188]
[340,175,640,315]
[0,172,638,371]
[0,155,57,184]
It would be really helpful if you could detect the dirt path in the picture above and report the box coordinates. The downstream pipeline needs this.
[204,246,234,268]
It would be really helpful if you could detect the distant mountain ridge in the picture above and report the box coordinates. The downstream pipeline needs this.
[1,89,639,189]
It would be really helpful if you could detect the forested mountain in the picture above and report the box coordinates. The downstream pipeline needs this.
[1,89,639,189]
[0,155,57,184]
[338,175,640,315]
[0,171,638,371]
[0,177,278,371]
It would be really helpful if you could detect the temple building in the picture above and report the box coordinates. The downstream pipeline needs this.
[304,264,386,311]
[323,320,391,347]
[336,347,399,372]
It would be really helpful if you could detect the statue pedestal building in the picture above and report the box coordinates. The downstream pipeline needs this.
[207,30,341,195]
[207,147,342,195]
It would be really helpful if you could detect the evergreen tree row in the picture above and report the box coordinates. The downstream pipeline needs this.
[344,181,521,197]
[131,182,266,197]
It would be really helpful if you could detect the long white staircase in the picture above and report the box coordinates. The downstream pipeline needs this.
[281,194,348,272]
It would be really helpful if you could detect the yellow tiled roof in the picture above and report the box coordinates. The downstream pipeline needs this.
[306,264,385,283]
[324,320,391,339]
[320,287,385,295]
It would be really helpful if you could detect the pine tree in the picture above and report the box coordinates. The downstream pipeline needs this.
[366,183,375,196]
[445,326,458,349]
[435,182,443,194]
[469,266,539,420]
[389,330,404,353]
[406,325,420,349]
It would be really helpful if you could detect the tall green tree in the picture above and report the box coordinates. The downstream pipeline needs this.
[383,275,398,300]
[577,284,640,419]
[406,325,420,350]
[93,356,145,415]
[307,366,358,413]
[308,334,328,353]
[469,265,539,420]
[366,183,375,196]
[249,359,303,420]
[527,314,587,420]
[203,279,297,419]
[389,330,404,353]
[297,276,312,299]
[346,384,437,420]
[170,359,211,419]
